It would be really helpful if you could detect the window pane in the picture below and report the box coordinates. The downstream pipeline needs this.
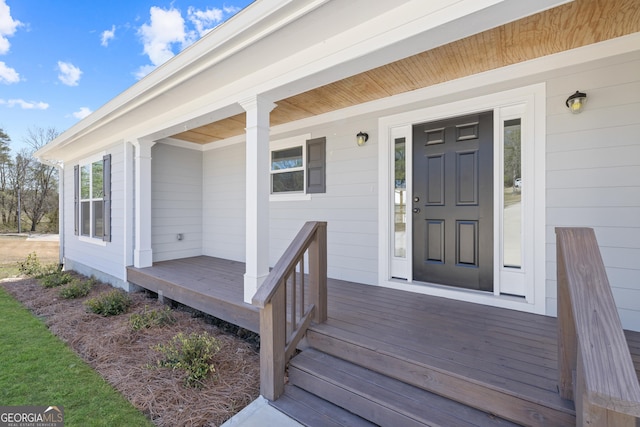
[92,161,104,199]
[271,171,304,193]
[394,138,406,258]
[93,200,104,238]
[272,146,303,170]
[81,165,91,199]
[81,201,91,236]
[503,119,522,268]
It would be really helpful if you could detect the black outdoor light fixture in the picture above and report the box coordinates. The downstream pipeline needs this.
[356,131,369,146]
[566,90,587,114]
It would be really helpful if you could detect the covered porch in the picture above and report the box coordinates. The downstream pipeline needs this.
[126,251,640,426]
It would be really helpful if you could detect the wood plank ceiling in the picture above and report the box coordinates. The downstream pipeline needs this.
[171,0,640,144]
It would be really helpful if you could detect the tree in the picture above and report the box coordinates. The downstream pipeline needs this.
[0,129,13,225]
[21,127,59,232]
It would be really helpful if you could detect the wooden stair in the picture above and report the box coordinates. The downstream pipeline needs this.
[271,320,577,427]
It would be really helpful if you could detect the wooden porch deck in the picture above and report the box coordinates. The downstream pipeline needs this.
[127,256,640,426]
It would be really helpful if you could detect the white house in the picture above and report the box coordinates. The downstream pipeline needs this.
[36,0,640,424]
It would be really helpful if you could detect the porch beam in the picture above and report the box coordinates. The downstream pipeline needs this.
[133,139,156,268]
[240,96,276,303]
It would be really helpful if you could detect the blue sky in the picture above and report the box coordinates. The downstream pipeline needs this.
[0,0,253,153]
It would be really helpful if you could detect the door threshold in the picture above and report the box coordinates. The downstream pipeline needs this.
[379,278,541,314]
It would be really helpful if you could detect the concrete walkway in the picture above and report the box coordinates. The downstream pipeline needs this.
[25,233,59,242]
[221,396,303,427]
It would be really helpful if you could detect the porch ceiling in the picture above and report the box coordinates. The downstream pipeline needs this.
[171,0,639,145]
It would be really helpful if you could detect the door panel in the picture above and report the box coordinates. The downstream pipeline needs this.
[412,112,493,291]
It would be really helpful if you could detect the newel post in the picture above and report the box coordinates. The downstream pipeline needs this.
[309,222,327,323]
[556,228,577,400]
[259,283,286,401]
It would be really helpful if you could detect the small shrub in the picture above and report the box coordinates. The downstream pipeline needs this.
[129,306,176,331]
[59,278,96,299]
[85,289,132,316]
[17,252,59,278]
[40,271,73,288]
[151,331,220,387]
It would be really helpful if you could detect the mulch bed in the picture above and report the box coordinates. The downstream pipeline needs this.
[1,275,260,427]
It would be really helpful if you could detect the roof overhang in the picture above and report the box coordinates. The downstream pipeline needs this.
[36,0,573,162]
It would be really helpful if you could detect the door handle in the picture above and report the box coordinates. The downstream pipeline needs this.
[413,208,421,214]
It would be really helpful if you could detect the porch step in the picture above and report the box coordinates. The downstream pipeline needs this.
[270,384,377,427]
[306,324,576,427]
[285,348,519,427]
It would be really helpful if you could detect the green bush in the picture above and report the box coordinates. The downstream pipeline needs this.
[40,271,73,288]
[129,306,176,331]
[59,278,96,299]
[17,252,59,278]
[151,332,220,387]
[85,289,132,316]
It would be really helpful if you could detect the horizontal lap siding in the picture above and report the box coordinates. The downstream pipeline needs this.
[203,144,246,262]
[202,119,379,284]
[270,119,379,284]
[63,143,126,285]
[151,144,203,262]
[545,52,640,330]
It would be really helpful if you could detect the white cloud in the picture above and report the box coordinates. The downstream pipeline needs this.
[0,98,49,109]
[0,0,22,55]
[187,6,223,37]
[0,60,18,83]
[133,64,156,80]
[57,61,82,86]
[134,4,244,80]
[138,7,186,66]
[72,107,92,119]
[187,5,242,38]
[101,25,115,47]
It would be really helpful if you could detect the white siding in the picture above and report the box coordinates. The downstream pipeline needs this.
[203,144,246,262]
[151,143,203,262]
[270,118,379,285]
[544,52,640,330]
[202,117,379,284]
[63,142,128,288]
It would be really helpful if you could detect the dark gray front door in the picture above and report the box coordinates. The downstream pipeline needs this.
[412,111,493,291]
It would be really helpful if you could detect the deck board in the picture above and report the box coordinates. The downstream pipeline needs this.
[126,255,640,420]
[127,256,259,332]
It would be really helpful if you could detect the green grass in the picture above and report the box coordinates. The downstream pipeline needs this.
[0,287,153,427]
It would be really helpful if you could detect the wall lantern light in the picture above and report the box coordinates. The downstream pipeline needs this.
[356,131,369,146]
[566,90,587,114]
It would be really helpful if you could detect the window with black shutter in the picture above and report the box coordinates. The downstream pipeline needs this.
[75,154,111,241]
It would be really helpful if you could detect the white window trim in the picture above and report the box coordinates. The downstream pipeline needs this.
[378,83,546,315]
[78,152,107,246]
[269,133,312,201]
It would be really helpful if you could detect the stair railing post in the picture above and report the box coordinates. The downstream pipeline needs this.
[309,222,327,323]
[556,229,576,401]
[259,283,286,400]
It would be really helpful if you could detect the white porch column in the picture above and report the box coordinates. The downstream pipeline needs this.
[240,96,276,303]
[133,139,156,268]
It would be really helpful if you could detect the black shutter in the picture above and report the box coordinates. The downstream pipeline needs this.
[102,154,111,242]
[73,165,79,235]
[306,137,326,194]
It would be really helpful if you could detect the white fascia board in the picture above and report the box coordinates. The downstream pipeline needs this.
[133,0,573,142]
[35,0,329,160]
[37,0,572,161]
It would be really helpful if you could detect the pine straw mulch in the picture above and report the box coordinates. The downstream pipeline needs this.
[0,274,260,427]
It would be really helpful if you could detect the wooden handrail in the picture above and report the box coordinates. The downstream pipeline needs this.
[556,227,640,426]
[253,221,327,401]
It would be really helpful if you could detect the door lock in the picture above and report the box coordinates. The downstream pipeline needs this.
[413,208,421,214]
[413,196,420,203]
